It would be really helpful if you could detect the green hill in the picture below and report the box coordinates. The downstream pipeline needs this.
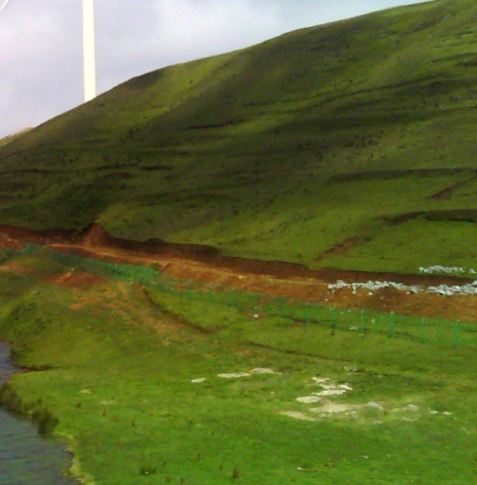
[0,127,32,149]
[1,0,477,274]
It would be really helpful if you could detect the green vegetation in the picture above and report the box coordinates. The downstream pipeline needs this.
[4,243,474,348]
[0,0,476,273]
[2,4,477,482]
[0,254,476,484]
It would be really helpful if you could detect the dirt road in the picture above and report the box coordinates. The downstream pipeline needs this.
[1,223,476,322]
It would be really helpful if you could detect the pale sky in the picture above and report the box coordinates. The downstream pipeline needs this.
[0,0,431,138]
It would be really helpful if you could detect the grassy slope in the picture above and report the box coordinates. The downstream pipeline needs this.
[0,255,476,485]
[1,0,477,273]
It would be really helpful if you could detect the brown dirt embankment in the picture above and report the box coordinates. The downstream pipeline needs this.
[0,223,472,286]
[1,223,477,322]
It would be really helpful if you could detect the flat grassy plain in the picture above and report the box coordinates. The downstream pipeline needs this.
[0,254,476,484]
[0,0,477,273]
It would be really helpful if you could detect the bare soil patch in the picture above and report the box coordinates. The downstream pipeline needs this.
[1,224,477,322]
[315,237,359,261]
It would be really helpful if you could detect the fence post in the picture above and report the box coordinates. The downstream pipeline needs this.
[420,319,426,344]
[278,297,284,318]
[388,312,395,338]
[359,309,365,334]
[454,322,460,347]
[304,302,309,324]
[330,307,336,335]
[254,293,259,314]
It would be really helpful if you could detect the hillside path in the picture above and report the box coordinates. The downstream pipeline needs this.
[1,224,477,322]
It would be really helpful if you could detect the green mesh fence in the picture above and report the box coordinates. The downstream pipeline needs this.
[13,243,477,348]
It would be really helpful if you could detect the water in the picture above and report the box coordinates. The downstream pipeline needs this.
[0,342,76,485]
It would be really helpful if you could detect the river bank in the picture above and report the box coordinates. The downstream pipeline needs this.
[0,342,75,485]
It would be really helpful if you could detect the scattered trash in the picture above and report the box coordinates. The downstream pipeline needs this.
[328,278,477,296]
[419,265,476,275]
[191,378,206,384]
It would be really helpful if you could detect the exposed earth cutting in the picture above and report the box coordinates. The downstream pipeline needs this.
[1,224,476,323]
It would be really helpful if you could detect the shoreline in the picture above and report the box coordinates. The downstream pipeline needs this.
[0,341,79,485]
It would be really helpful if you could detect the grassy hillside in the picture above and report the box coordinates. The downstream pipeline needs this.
[0,127,32,149]
[1,0,477,273]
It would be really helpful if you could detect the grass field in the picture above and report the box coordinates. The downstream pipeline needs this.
[0,254,476,484]
[0,0,476,273]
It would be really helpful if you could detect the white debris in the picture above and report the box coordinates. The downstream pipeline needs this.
[310,403,358,414]
[217,368,280,379]
[327,383,352,391]
[328,278,477,296]
[279,411,315,421]
[311,377,331,384]
[365,401,383,410]
[218,372,251,379]
[315,389,348,397]
[419,265,475,275]
[296,395,323,404]
[250,368,280,375]
[308,379,353,398]
[318,382,353,391]
[191,378,206,384]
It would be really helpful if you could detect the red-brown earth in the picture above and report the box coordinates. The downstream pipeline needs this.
[0,224,476,322]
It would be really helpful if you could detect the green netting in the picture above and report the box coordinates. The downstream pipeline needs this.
[15,243,477,348]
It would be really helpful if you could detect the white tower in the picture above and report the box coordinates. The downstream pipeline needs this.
[82,0,97,102]
[0,1,12,10]
[2,0,97,103]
